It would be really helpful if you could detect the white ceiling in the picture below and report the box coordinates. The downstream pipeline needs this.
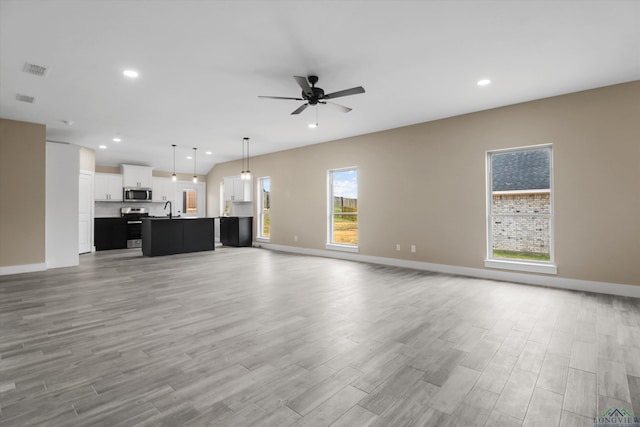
[1,0,639,176]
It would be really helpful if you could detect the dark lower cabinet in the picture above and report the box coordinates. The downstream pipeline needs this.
[142,218,214,257]
[220,217,252,247]
[94,218,127,250]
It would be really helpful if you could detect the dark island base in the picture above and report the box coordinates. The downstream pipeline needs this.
[142,218,214,257]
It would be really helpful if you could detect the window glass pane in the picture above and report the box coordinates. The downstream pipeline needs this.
[491,148,551,192]
[491,215,551,261]
[492,192,551,215]
[489,147,552,262]
[183,189,197,215]
[331,169,358,245]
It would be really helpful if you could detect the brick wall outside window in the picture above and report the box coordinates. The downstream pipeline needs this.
[492,192,550,254]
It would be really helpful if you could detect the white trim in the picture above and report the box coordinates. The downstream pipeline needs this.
[327,166,358,247]
[258,243,640,299]
[257,176,271,240]
[484,259,557,275]
[325,243,359,253]
[486,144,555,265]
[488,143,553,154]
[255,237,270,243]
[492,189,550,195]
[0,263,47,276]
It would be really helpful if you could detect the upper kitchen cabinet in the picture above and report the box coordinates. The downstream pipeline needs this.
[223,176,252,202]
[95,173,123,201]
[121,164,153,188]
[152,177,175,202]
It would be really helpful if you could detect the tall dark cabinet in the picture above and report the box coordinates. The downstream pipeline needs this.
[220,217,252,247]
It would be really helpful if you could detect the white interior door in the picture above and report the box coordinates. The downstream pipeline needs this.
[79,172,93,253]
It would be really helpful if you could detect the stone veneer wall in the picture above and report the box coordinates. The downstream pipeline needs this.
[491,192,551,254]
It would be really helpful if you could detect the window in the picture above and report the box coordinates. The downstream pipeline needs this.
[258,177,270,239]
[486,145,556,274]
[327,167,358,251]
[183,189,197,215]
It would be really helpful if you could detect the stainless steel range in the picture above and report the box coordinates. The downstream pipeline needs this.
[121,207,149,248]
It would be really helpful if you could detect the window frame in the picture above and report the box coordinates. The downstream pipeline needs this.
[326,166,359,253]
[485,144,557,274]
[256,176,271,241]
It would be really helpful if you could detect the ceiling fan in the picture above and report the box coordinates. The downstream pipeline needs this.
[259,75,365,115]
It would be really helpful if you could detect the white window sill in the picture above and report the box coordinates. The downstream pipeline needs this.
[325,243,359,253]
[485,259,557,275]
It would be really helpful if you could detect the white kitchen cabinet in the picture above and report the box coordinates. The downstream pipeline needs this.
[95,173,123,201]
[152,177,175,202]
[121,164,153,188]
[223,176,252,202]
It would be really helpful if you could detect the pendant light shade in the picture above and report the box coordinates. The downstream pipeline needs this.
[192,147,197,183]
[171,144,177,182]
[241,137,251,181]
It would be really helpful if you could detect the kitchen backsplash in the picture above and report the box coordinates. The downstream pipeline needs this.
[95,202,176,218]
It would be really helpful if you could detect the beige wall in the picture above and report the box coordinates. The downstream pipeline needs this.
[207,82,640,286]
[0,119,46,267]
[79,147,95,172]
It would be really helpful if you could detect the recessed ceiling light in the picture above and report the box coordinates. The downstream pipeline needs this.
[205,151,212,155]
[99,145,107,149]
[123,70,139,78]
[186,156,193,160]
[308,123,318,128]
[477,79,491,86]
[113,136,122,142]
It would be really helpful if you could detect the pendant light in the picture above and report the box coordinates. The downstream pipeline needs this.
[240,137,246,179]
[192,147,197,183]
[241,137,251,181]
[171,144,177,182]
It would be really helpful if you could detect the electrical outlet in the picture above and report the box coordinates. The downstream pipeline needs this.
[294,235,298,241]
[411,245,416,253]
[396,244,401,251]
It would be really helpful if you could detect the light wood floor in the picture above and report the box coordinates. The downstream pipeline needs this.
[1,248,639,426]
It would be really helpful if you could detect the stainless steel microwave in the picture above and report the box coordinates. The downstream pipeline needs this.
[123,187,152,202]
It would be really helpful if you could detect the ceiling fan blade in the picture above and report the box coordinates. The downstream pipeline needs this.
[293,76,313,96]
[324,86,365,99]
[258,95,305,101]
[323,101,352,113]
[291,103,309,115]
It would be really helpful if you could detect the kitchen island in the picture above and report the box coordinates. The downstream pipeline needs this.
[142,217,214,257]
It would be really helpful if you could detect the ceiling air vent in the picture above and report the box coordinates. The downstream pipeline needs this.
[16,94,35,103]
[23,62,48,76]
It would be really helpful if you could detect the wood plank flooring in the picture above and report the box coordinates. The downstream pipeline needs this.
[1,248,639,426]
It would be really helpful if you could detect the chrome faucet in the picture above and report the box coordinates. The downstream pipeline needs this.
[164,200,172,219]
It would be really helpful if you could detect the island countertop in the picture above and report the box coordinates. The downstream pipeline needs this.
[141,217,215,257]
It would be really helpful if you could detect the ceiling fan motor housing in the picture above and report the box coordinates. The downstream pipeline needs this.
[303,87,325,105]
[303,75,324,105]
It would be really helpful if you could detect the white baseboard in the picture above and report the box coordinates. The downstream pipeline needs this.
[256,243,640,299]
[0,263,47,276]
